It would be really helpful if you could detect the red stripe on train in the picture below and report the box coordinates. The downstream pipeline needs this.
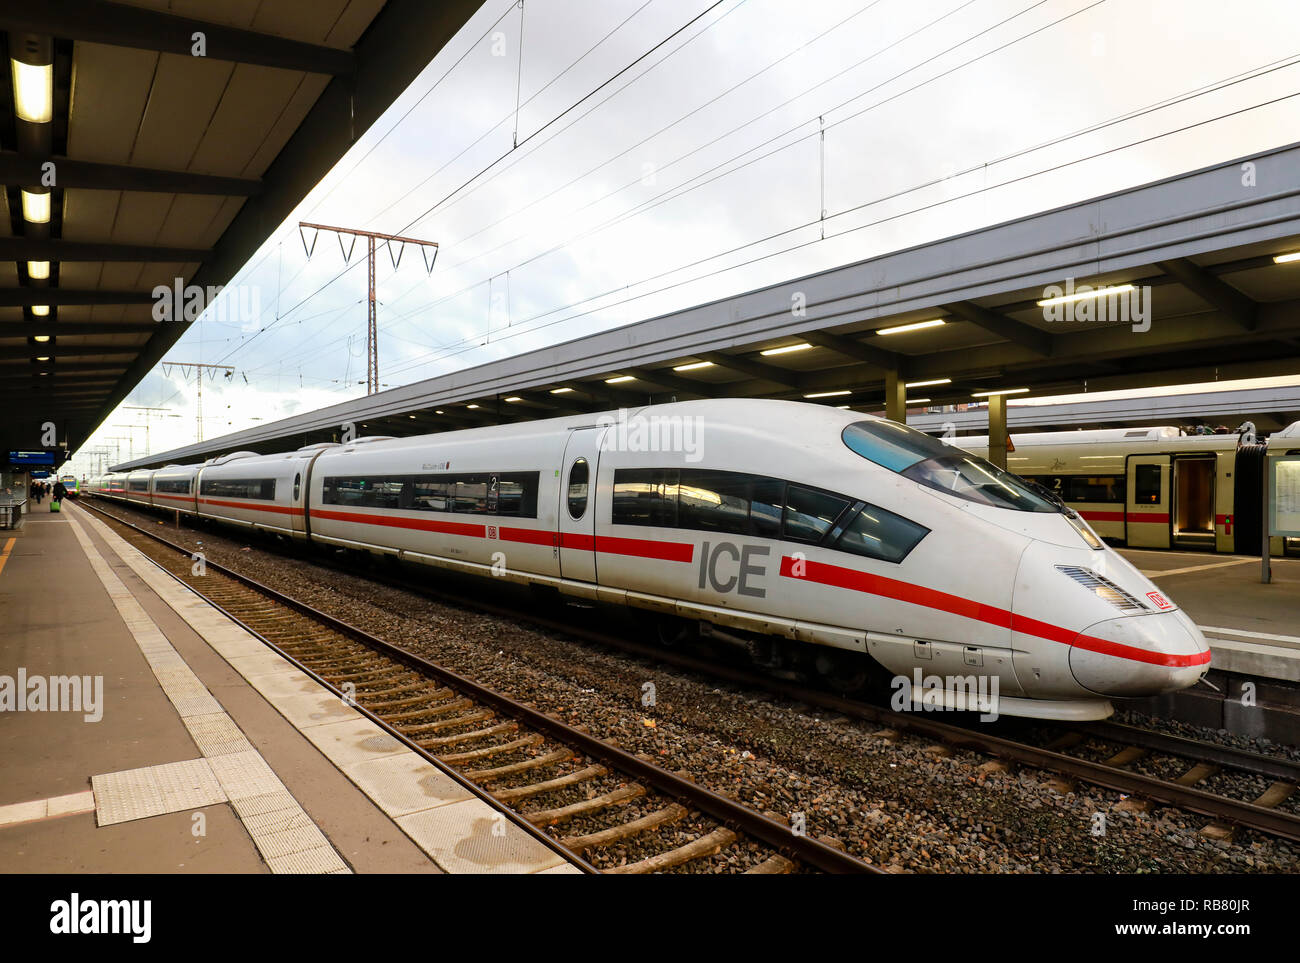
[197,497,303,516]
[778,556,1209,668]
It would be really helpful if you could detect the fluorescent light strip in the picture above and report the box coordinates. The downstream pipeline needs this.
[1274,252,1300,264]
[33,334,49,342]
[504,396,522,402]
[605,375,634,384]
[971,388,1030,397]
[804,390,850,399]
[672,361,714,372]
[877,319,945,336]
[1037,284,1134,307]
[905,398,931,405]
[28,260,50,280]
[905,378,950,388]
[549,387,573,394]
[31,305,50,317]
[760,343,812,356]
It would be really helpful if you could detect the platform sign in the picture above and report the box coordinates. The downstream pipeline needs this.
[1270,455,1300,537]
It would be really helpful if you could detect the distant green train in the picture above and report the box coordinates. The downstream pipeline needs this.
[58,475,79,497]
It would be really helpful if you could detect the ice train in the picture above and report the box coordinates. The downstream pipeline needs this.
[88,400,1214,721]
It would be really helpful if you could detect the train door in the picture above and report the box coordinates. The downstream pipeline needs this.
[557,428,603,584]
[1125,454,1170,548]
[1171,455,1215,550]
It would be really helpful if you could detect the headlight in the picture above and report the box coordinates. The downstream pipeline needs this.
[1065,511,1104,550]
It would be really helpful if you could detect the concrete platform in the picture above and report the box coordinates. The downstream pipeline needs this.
[0,501,578,874]
[1120,548,1300,682]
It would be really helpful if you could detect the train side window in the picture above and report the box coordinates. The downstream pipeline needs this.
[293,473,301,501]
[451,475,488,513]
[412,477,449,511]
[612,468,678,527]
[750,477,785,538]
[783,485,851,544]
[1135,464,1162,504]
[678,469,750,536]
[496,472,539,517]
[835,504,929,563]
[567,458,589,519]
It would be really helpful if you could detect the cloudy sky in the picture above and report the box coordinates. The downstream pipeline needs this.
[74,0,1300,472]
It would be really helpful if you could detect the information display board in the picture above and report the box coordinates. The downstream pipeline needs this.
[7,450,55,467]
[1269,455,1300,537]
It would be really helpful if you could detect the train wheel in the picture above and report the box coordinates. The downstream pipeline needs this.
[813,651,872,694]
[655,615,696,648]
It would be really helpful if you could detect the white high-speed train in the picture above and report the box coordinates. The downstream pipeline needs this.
[89,400,1212,721]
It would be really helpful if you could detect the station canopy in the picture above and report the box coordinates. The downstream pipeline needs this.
[108,138,1300,471]
[0,0,484,461]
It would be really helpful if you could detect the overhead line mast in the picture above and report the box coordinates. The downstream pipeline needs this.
[297,222,440,395]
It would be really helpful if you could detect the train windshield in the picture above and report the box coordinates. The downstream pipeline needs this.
[842,421,1059,513]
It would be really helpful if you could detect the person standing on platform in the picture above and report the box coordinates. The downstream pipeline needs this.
[52,479,68,512]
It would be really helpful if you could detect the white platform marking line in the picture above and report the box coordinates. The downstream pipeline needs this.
[1139,558,1259,577]
[1197,624,1300,645]
[64,510,349,873]
[0,791,95,829]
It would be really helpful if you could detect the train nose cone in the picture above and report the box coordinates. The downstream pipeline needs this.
[1068,610,1211,697]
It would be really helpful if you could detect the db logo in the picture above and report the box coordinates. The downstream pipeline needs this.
[1146,591,1172,610]
[487,526,498,539]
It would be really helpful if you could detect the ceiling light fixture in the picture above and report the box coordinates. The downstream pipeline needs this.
[28,260,50,280]
[760,343,812,356]
[21,189,50,224]
[876,319,945,335]
[672,361,714,372]
[804,389,851,398]
[905,378,951,388]
[11,60,53,124]
[605,375,635,384]
[1036,284,1135,307]
[971,387,1030,397]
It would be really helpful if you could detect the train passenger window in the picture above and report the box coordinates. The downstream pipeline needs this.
[1135,464,1162,504]
[612,469,679,527]
[496,472,539,517]
[835,504,929,563]
[1061,475,1124,503]
[567,458,589,519]
[128,479,149,492]
[155,478,191,494]
[783,485,851,544]
[678,469,751,536]
[750,477,785,539]
[293,473,301,501]
[450,476,488,513]
[200,478,276,500]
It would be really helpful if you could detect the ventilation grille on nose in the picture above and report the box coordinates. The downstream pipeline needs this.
[1054,565,1149,612]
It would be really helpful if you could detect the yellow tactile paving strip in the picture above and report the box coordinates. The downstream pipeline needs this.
[73,506,579,875]
[66,511,351,874]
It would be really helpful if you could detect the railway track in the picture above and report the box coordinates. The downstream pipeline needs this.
[79,501,876,875]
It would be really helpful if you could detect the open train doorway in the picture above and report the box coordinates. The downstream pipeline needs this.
[1172,455,1215,549]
